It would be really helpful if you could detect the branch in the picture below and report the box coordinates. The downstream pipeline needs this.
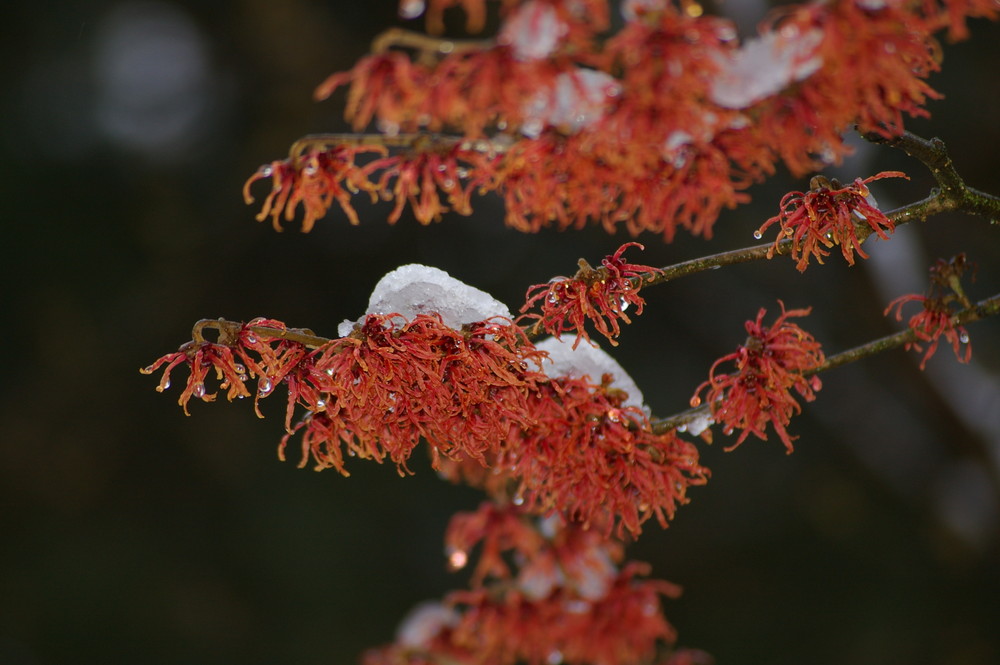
[650,292,1000,434]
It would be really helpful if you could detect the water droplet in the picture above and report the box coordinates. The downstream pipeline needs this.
[193,383,206,398]
[689,396,702,407]
[259,165,273,177]
[753,230,763,239]
[398,0,425,19]
[960,331,970,343]
[315,399,327,409]
[618,297,630,312]
[161,378,171,391]
[233,363,246,374]
[238,374,248,382]
[442,178,455,189]
[258,378,273,396]
[302,164,318,176]
[326,368,335,376]
[246,334,257,344]
[448,549,468,570]
[606,409,621,423]
[547,650,563,665]
[546,293,561,306]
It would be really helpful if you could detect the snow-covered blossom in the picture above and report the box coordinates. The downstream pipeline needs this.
[521,68,621,137]
[338,264,512,336]
[709,28,823,109]
[534,336,647,413]
[499,1,569,61]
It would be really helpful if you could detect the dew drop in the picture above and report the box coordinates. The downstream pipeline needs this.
[316,399,327,409]
[690,396,702,407]
[259,165,273,177]
[193,383,206,398]
[512,492,525,506]
[161,378,171,391]
[448,548,468,570]
[960,331,970,343]
[246,334,257,344]
[753,230,763,239]
[547,650,563,665]
[258,378,273,396]
[618,297,630,312]
[326,368,335,376]
[233,363,246,374]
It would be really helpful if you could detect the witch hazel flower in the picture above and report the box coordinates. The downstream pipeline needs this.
[691,302,825,453]
[884,254,975,369]
[369,503,682,665]
[756,172,907,272]
[520,243,662,347]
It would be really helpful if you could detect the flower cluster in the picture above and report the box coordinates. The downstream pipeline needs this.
[884,254,976,368]
[691,303,825,453]
[290,315,552,474]
[362,503,685,665]
[145,312,706,537]
[241,0,992,239]
[140,318,315,417]
[520,243,662,347]
[756,172,907,272]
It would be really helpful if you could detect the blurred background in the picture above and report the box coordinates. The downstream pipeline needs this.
[3,1,1000,663]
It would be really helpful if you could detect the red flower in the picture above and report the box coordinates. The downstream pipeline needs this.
[756,172,907,272]
[520,243,662,347]
[884,254,975,369]
[243,144,384,232]
[367,505,681,665]
[691,303,825,453]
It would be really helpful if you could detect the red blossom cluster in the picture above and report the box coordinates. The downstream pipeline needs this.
[144,311,706,536]
[241,0,992,239]
[691,303,825,453]
[520,243,662,347]
[362,503,685,665]
[884,254,976,368]
[756,172,907,272]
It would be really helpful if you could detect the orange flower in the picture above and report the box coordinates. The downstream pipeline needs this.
[884,254,975,368]
[756,172,907,272]
[520,243,661,347]
[691,303,824,453]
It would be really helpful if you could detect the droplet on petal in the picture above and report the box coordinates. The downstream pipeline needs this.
[193,383,206,398]
[960,331,970,343]
[258,378,273,396]
[753,230,763,239]
[690,396,702,407]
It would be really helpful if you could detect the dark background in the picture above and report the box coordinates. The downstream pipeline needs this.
[3,2,1000,663]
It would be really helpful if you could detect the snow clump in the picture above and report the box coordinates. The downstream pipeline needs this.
[709,28,823,109]
[338,264,512,336]
[534,335,649,414]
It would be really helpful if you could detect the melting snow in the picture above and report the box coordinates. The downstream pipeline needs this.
[521,68,620,138]
[535,335,648,413]
[709,28,823,109]
[338,264,512,336]
[499,1,568,61]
